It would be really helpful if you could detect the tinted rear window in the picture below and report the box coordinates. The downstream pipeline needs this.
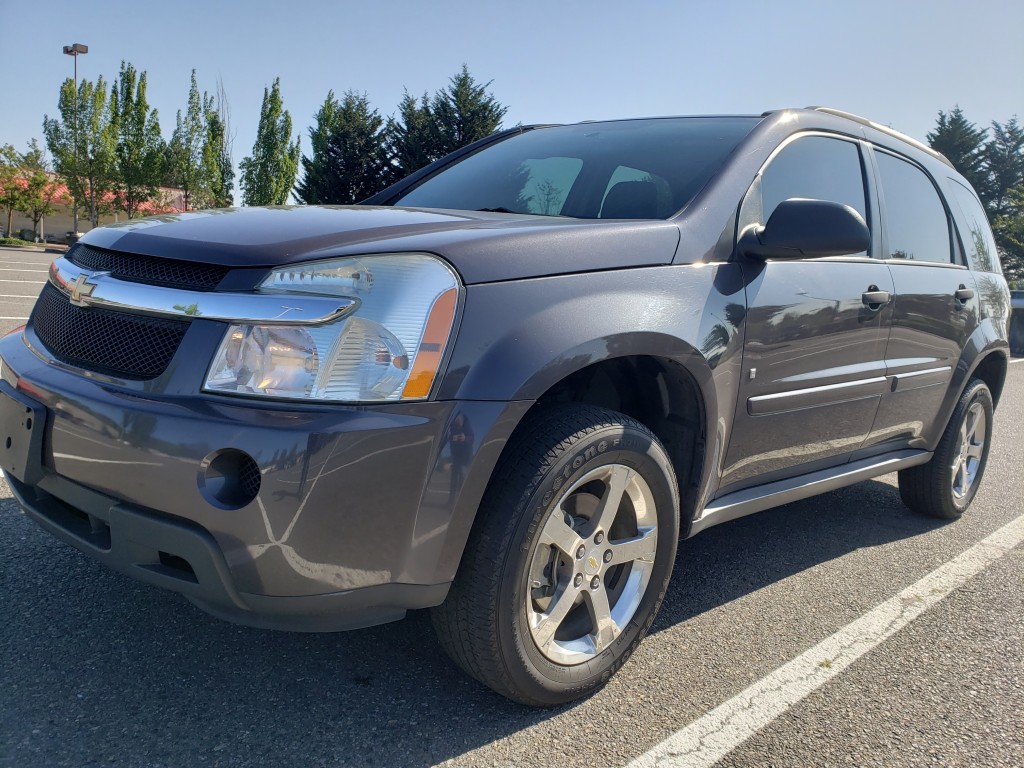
[394,117,760,219]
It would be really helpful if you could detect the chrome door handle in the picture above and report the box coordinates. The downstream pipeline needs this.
[862,286,891,309]
[954,284,975,303]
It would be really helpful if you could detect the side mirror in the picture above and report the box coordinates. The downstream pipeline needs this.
[739,198,870,260]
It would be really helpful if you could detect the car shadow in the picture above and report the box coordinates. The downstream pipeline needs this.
[1,478,947,767]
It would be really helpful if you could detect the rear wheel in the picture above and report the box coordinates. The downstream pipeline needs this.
[898,378,993,519]
[432,404,679,706]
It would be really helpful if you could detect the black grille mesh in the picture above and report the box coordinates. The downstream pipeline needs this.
[238,456,262,501]
[67,243,229,291]
[31,283,189,380]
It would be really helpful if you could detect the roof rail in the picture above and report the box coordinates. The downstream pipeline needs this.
[806,106,954,169]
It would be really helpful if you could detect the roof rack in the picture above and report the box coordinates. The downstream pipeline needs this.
[805,107,954,169]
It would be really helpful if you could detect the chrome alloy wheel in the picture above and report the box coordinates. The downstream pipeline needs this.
[951,401,986,501]
[526,464,659,666]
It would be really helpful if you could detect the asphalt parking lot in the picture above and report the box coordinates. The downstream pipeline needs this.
[0,245,1021,767]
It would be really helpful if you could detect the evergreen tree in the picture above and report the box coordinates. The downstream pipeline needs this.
[984,117,1024,219]
[239,78,300,206]
[429,65,507,158]
[167,70,207,210]
[110,62,165,218]
[927,106,988,201]
[296,91,389,204]
[43,76,116,228]
[385,90,436,181]
[295,91,343,204]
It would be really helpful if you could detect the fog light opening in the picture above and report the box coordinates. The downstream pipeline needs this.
[199,449,262,510]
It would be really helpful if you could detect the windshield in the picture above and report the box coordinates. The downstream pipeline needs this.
[393,117,761,219]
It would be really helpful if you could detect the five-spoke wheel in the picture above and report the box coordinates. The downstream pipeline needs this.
[432,404,678,706]
[900,377,994,519]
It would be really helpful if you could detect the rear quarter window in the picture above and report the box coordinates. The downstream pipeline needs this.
[945,178,1002,274]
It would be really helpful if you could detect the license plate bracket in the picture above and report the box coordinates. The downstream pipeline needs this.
[0,380,45,485]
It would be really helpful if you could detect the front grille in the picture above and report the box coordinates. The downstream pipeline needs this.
[30,283,189,380]
[67,243,229,291]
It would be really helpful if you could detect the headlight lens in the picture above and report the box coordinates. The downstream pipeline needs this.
[204,253,459,402]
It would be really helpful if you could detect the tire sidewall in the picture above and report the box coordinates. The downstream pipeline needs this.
[946,381,994,515]
[496,420,679,704]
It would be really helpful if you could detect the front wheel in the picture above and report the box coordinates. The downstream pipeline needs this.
[432,404,679,706]
[898,378,994,519]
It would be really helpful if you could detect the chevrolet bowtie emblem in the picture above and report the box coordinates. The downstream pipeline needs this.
[69,273,98,306]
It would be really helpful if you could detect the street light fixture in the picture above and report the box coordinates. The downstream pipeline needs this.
[63,43,88,236]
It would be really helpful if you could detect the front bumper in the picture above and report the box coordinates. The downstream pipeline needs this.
[0,330,528,631]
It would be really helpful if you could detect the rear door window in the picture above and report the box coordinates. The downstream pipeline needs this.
[875,151,952,264]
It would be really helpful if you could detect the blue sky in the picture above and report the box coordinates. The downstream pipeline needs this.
[3,0,1022,187]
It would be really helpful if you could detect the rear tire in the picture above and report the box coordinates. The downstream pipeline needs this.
[432,404,679,706]
[898,378,993,519]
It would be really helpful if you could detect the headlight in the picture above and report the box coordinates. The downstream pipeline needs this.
[204,253,459,402]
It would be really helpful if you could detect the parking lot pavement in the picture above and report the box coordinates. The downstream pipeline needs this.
[0,247,53,336]
[0,247,1022,767]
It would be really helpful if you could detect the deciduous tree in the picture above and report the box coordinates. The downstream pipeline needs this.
[110,61,165,218]
[17,140,60,238]
[202,78,235,208]
[43,76,116,228]
[240,78,300,206]
[167,70,207,210]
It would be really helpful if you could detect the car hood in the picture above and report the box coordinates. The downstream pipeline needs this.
[78,206,681,284]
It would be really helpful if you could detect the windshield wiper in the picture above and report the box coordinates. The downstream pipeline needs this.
[476,207,518,213]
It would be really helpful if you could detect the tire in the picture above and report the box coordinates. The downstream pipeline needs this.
[432,404,679,706]
[898,378,994,519]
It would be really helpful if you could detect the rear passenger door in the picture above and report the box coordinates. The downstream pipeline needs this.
[720,134,894,493]
[865,150,980,451]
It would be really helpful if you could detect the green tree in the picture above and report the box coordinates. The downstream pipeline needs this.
[0,144,23,237]
[43,76,116,229]
[239,78,300,205]
[927,106,988,201]
[17,140,60,239]
[429,65,507,158]
[984,117,1024,219]
[167,69,207,210]
[202,78,235,208]
[296,91,389,204]
[295,90,343,203]
[386,90,436,181]
[110,61,165,219]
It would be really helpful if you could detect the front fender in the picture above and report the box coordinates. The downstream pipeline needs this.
[437,264,745,404]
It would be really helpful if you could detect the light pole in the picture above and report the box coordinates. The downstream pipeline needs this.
[62,43,88,236]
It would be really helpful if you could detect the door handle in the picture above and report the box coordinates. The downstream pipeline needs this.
[862,286,891,309]
[954,284,975,303]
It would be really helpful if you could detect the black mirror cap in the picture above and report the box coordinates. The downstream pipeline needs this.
[740,198,870,260]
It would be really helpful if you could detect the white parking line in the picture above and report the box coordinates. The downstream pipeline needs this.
[0,294,39,299]
[627,513,1024,768]
[0,317,28,320]
[0,268,49,273]
[1009,358,1024,365]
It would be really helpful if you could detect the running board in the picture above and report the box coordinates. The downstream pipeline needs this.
[689,449,933,537]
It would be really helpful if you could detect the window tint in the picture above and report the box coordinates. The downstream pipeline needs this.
[875,152,951,263]
[761,136,867,223]
[599,166,673,218]
[519,157,584,215]
[946,178,1001,273]
[393,117,760,218]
